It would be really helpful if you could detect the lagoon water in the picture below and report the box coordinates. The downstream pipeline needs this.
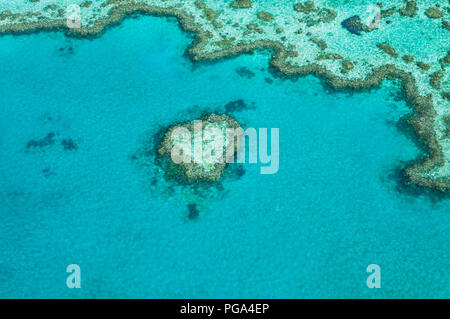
[0,16,449,298]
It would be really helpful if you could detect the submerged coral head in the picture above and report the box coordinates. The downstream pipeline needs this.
[341,16,367,35]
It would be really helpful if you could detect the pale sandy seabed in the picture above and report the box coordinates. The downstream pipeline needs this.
[0,0,449,192]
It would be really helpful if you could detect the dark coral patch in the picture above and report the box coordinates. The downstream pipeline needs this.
[42,167,53,178]
[26,132,55,149]
[187,203,200,220]
[224,99,256,113]
[236,66,256,78]
[341,16,366,35]
[230,0,252,9]
[61,138,78,150]
[224,164,246,180]
[58,46,74,56]
[399,1,417,17]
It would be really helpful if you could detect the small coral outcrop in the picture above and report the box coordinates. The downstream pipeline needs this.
[341,16,368,35]
[377,43,398,58]
[230,0,252,9]
[425,7,444,19]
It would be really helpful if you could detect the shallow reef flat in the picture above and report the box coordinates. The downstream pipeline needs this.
[1,0,449,193]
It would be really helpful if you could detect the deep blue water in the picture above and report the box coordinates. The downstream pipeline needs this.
[0,16,449,298]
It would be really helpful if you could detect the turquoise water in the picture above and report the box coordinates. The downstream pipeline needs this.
[0,16,449,298]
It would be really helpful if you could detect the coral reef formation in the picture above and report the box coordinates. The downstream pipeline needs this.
[2,0,448,193]
[157,113,242,182]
